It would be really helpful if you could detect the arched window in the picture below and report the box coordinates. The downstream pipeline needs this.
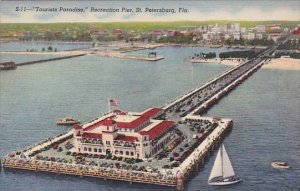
[94,148,97,152]
[126,151,129,155]
[120,151,123,155]
[88,148,92,152]
[98,148,102,153]
[115,150,119,155]
[130,152,134,156]
[84,147,87,151]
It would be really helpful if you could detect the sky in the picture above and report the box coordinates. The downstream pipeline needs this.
[0,0,299,23]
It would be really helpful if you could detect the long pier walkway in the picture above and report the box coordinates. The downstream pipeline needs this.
[16,53,86,66]
[161,38,285,123]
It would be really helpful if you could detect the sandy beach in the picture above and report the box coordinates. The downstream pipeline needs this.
[191,57,300,71]
[220,57,300,71]
[263,57,300,71]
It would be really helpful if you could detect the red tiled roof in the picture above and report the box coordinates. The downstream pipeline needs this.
[115,108,162,129]
[84,116,115,131]
[73,124,82,130]
[141,108,163,118]
[84,108,163,131]
[82,132,102,139]
[113,109,126,115]
[84,120,106,131]
[101,119,116,126]
[139,121,175,140]
[117,115,149,129]
[114,135,138,142]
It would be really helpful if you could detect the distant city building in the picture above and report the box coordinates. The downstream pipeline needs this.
[247,32,256,40]
[255,33,263,40]
[242,33,248,40]
[233,32,241,40]
[292,27,300,35]
[240,27,247,33]
[211,26,221,33]
[202,33,210,40]
[255,25,266,33]
[224,33,231,40]
[268,33,282,42]
[266,24,282,30]
[233,23,240,32]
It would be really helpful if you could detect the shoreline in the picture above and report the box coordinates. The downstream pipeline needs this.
[1,44,298,70]
[190,57,300,71]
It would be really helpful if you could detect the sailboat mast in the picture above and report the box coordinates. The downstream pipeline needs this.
[221,144,224,178]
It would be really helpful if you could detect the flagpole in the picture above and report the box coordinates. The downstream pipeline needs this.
[108,98,111,113]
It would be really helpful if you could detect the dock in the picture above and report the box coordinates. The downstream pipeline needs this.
[123,54,164,61]
[1,35,289,190]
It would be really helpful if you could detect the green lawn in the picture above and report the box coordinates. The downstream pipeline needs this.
[1,20,299,35]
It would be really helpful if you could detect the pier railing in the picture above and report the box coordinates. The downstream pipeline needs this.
[2,156,177,187]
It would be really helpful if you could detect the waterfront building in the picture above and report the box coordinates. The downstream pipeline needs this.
[256,25,266,33]
[266,24,282,31]
[242,33,248,40]
[202,33,210,40]
[247,32,256,40]
[255,33,263,40]
[233,23,240,32]
[208,24,214,32]
[152,30,164,40]
[73,108,176,159]
[233,32,241,40]
[224,33,231,40]
[240,27,247,33]
[268,33,283,42]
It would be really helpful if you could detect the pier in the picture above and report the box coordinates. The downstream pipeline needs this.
[161,39,284,122]
[16,54,86,66]
[1,35,289,190]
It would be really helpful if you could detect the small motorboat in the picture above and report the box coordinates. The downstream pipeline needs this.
[271,161,290,169]
[56,117,80,125]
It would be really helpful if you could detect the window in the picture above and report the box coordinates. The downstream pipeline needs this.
[84,147,87,151]
[107,126,109,131]
[126,151,129,156]
[115,150,119,155]
[94,148,97,152]
[88,148,92,152]
[98,148,102,153]
[120,151,123,155]
[130,152,134,156]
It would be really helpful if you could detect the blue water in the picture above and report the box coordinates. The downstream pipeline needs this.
[0,43,299,191]
[0,41,92,52]
[0,41,92,63]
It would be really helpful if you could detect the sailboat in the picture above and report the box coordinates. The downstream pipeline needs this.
[208,144,242,186]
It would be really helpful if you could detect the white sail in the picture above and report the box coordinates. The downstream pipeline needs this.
[222,145,235,178]
[208,147,223,181]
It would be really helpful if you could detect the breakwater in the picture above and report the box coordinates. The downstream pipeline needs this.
[16,54,86,66]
